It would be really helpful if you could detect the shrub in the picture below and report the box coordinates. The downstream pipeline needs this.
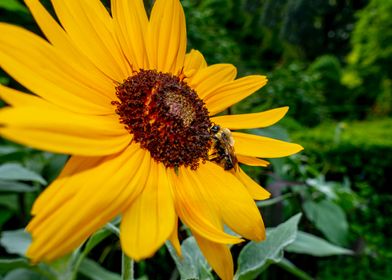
[292,119,392,254]
[292,119,392,191]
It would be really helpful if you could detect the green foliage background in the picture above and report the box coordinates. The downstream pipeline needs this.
[1,0,391,279]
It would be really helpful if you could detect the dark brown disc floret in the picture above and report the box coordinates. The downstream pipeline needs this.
[112,69,212,170]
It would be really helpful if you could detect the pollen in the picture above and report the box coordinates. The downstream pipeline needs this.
[112,69,212,170]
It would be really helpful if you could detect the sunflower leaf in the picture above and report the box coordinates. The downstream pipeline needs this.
[0,163,47,185]
[303,199,348,245]
[0,258,31,274]
[84,228,113,256]
[0,229,31,256]
[78,258,120,280]
[235,213,302,280]
[2,268,46,280]
[166,237,213,280]
[286,231,353,256]
[0,180,38,192]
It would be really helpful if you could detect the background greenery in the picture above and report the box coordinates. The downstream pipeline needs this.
[1,0,391,279]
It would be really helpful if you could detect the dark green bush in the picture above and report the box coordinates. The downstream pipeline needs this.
[292,118,392,277]
[232,62,329,127]
[343,0,392,118]
[307,55,353,120]
[292,119,392,191]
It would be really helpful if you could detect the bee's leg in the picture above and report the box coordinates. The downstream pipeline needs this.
[208,152,220,161]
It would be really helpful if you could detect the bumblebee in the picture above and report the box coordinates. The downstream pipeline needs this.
[209,124,238,171]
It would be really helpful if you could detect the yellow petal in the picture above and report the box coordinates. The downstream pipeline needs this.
[187,64,237,99]
[147,0,186,73]
[237,155,270,167]
[169,167,242,245]
[235,170,271,200]
[183,49,207,78]
[233,132,304,158]
[168,218,182,257]
[0,106,129,156]
[120,162,176,261]
[193,233,234,280]
[205,75,268,115]
[30,155,97,216]
[211,107,289,129]
[27,145,150,262]
[50,0,128,80]
[0,85,46,107]
[112,0,148,70]
[24,0,116,99]
[0,23,114,114]
[191,162,265,241]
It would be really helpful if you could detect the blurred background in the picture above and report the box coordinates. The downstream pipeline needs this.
[0,0,391,279]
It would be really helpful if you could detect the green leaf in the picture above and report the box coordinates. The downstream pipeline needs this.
[0,163,47,185]
[0,194,18,211]
[0,229,32,256]
[3,268,48,280]
[276,258,314,280]
[0,0,29,13]
[0,76,10,85]
[84,228,113,256]
[42,154,68,183]
[0,208,13,227]
[0,146,32,163]
[256,193,293,207]
[0,180,38,192]
[235,213,302,280]
[0,259,55,280]
[303,200,348,245]
[286,231,353,256]
[0,259,32,274]
[166,237,213,280]
[0,146,21,156]
[78,258,121,280]
[104,222,120,237]
[45,254,75,280]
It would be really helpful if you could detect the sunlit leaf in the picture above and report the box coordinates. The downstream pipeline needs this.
[0,0,28,13]
[303,200,348,245]
[166,237,213,280]
[0,163,47,185]
[0,229,31,256]
[286,231,353,256]
[235,213,302,280]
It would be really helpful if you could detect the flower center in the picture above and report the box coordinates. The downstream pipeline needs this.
[113,69,212,170]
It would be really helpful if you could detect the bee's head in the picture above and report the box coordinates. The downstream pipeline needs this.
[210,124,220,133]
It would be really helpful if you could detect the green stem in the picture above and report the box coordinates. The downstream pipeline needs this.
[122,252,134,280]
[70,248,86,280]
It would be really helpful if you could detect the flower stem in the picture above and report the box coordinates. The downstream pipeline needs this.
[122,252,134,280]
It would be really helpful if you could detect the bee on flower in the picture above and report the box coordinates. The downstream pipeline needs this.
[0,0,302,279]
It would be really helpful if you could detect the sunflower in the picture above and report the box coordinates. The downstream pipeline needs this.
[0,0,302,279]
